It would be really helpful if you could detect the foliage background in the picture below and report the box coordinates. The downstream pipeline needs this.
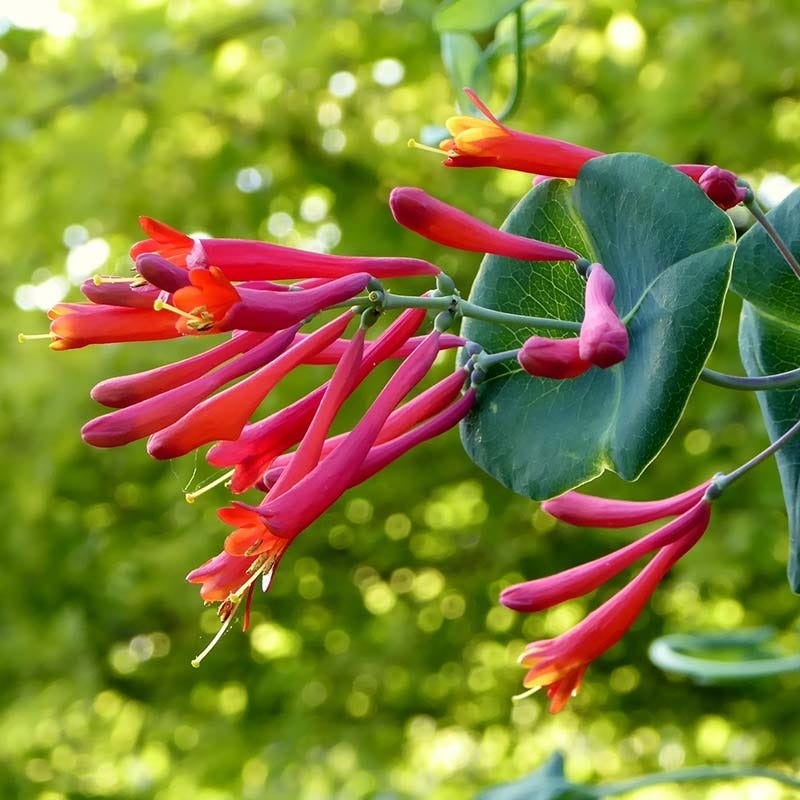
[2,0,800,798]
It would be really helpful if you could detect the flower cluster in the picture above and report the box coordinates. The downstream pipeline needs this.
[34,86,745,703]
[501,482,714,712]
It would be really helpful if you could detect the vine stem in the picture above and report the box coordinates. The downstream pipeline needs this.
[700,365,800,391]
[596,765,800,796]
[377,292,581,332]
[744,191,800,280]
[714,414,800,493]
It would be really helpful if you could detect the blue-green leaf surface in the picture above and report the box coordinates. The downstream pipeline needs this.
[733,188,800,591]
[460,154,735,500]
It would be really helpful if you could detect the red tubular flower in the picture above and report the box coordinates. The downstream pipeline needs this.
[135,253,192,293]
[541,481,711,527]
[578,264,629,368]
[438,90,603,178]
[252,329,447,542]
[518,336,592,379]
[91,330,268,408]
[389,186,578,262]
[48,303,181,350]
[207,305,430,492]
[501,500,711,613]
[518,501,709,713]
[301,331,464,365]
[82,327,298,447]
[146,311,356,459]
[132,215,441,279]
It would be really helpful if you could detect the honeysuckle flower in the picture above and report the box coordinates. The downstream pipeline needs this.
[90,329,269,408]
[389,186,578,262]
[80,277,163,309]
[578,264,628,368]
[263,369,473,489]
[437,89,602,178]
[517,499,710,713]
[132,215,441,280]
[506,482,713,712]
[501,499,712,613]
[135,252,193,293]
[81,327,298,448]
[207,305,432,492]
[146,310,357,458]
[48,303,181,350]
[167,267,370,335]
[241,327,450,547]
[697,165,748,210]
[434,93,746,210]
[541,480,712,527]
[517,336,592,379]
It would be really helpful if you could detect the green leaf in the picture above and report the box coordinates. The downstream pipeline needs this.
[738,301,800,591]
[473,752,594,800]
[484,2,568,60]
[730,187,800,323]
[434,0,526,33]
[460,154,735,500]
[440,32,491,112]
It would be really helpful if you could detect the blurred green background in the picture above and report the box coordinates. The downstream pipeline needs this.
[2,1,800,798]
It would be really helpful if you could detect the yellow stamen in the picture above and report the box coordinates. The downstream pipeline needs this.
[191,601,240,667]
[407,138,445,156]
[18,332,56,343]
[153,297,203,323]
[512,686,541,702]
[93,275,137,285]
[185,469,235,504]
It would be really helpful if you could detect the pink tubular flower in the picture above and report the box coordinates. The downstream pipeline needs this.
[169,267,370,335]
[438,90,602,178]
[578,264,628,368]
[389,186,578,262]
[518,501,709,713]
[146,310,356,458]
[541,481,712,527]
[505,482,713,712]
[207,305,431,492]
[81,328,298,448]
[132,215,441,279]
[517,336,592,380]
[246,328,448,545]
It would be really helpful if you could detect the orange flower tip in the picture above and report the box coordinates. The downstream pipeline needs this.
[407,138,444,156]
[18,332,56,344]
[184,469,235,504]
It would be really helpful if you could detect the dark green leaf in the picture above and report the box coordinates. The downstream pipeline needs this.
[434,0,526,33]
[730,187,800,323]
[738,301,800,591]
[460,154,735,500]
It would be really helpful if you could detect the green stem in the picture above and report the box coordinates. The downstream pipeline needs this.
[714,414,800,493]
[474,348,520,372]
[597,765,800,797]
[378,292,582,332]
[496,8,526,122]
[745,192,800,280]
[701,365,800,390]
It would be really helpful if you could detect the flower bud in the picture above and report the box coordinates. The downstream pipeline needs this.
[517,336,591,380]
[578,264,629,368]
[698,165,748,211]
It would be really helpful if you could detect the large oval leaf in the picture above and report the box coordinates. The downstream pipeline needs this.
[459,154,735,500]
[734,189,800,592]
